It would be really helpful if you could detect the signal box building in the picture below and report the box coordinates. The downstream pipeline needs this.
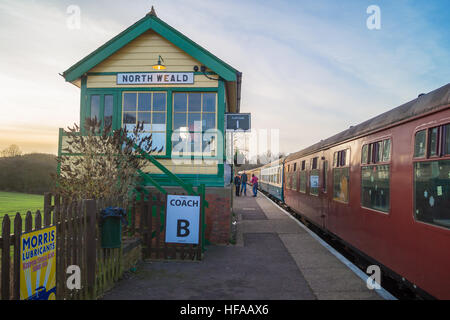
[59,8,242,244]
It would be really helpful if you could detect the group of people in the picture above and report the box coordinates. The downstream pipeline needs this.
[234,171,258,197]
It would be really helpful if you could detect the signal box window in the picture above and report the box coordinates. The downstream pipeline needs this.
[333,149,350,203]
[361,139,391,213]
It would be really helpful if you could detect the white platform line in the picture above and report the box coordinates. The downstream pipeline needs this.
[260,192,397,300]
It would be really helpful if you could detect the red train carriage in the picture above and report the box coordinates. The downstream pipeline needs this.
[283,83,450,299]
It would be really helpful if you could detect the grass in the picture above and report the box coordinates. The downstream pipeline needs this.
[0,191,43,233]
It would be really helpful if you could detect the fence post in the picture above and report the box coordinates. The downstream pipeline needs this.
[13,213,22,300]
[84,199,97,299]
[1,215,11,300]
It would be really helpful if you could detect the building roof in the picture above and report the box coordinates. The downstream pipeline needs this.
[286,83,450,162]
[62,9,242,111]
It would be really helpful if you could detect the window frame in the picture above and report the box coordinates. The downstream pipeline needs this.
[171,92,218,157]
[360,136,392,214]
[121,91,168,155]
[412,121,450,232]
[332,148,351,204]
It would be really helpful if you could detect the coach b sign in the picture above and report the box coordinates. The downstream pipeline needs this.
[165,195,201,244]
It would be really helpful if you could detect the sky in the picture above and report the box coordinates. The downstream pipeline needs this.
[0,0,449,155]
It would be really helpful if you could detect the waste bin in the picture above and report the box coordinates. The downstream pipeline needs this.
[100,207,128,248]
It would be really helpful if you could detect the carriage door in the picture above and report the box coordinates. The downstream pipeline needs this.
[87,92,117,131]
[321,156,329,229]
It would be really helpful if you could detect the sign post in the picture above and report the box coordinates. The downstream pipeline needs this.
[20,226,57,300]
[165,195,201,245]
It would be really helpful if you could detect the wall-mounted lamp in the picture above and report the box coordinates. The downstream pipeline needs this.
[152,55,166,70]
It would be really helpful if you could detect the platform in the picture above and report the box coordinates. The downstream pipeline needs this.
[103,193,386,300]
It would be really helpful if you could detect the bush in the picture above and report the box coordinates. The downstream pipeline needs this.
[0,153,57,194]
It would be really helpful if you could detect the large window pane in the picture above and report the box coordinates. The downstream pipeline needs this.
[152,113,166,131]
[123,112,136,131]
[137,112,151,131]
[90,95,100,121]
[188,112,201,131]
[203,93,216,112]
[173,113,187,131]
[174,93,187,112]
[414,160,450,229]
[138,93,151,111]
[123,93,137,111]
[414,130,426,157]
[104,95,113,128]
[188,93,201,112]
[361,165,390,212]
[203,113,216,131]
[153,93,166,111]
[333,167,349,203]
[151,132,166,152]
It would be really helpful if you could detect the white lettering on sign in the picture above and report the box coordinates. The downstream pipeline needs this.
[165,195,201,244]
[117,72,194,85]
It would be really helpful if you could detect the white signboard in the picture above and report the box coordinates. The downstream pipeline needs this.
[165,195,201,244]
[117,72,194,85]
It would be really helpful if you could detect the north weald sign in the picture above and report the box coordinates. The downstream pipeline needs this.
[117,72,194,85]
[165,195,201,244]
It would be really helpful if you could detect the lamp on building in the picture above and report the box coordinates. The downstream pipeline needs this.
[152,55,166,70]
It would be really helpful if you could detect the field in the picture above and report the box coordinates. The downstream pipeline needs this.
[0,191,43,233]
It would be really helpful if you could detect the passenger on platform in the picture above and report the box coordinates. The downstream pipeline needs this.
[251,174,258,197]
[234,174,241,197]
[240,171,248,196]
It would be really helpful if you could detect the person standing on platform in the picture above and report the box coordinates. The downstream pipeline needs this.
[234,174,241,197]
[240,171,248,196]
[251,174,259,197]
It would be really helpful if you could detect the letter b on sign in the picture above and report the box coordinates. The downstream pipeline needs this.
[176,219,190,237]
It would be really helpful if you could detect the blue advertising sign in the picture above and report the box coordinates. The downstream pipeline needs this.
[165,195,201,244]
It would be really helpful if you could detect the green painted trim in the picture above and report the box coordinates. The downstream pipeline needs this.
[86,87,218,92]
[166,88,173,157]
[87,71,218,76]
[63,15,238,82]
[80,76,87,126]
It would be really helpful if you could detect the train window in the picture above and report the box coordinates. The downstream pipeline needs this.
[333,167,349,203]
[311,157,318,170]
[361,165,390,213]
[334,149,350,167]
[414,130,427,158]
[413,159,450,229]
[382,139,391,162]
[361,144,368,164]
[310,169,320,196]
[301,160,306,171]
[299,171,307,193]
[294,163,297,171]
[444,124,450,155]
[362,139,391,164]
[429,127,439,157]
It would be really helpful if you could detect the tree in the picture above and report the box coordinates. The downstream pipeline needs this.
[52,118,160,204]
[1,144,22,157]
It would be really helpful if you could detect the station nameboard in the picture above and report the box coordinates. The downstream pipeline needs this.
[20,226,57,300]
[226,113,251,131]
[117,72,194,85]
[165,195,201,244]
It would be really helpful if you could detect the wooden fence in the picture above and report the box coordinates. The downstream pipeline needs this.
[0,193,125,300]
[130,191,203,261]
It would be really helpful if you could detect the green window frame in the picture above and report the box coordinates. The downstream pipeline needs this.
[121,91,167,154]
[172,92,217,156]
